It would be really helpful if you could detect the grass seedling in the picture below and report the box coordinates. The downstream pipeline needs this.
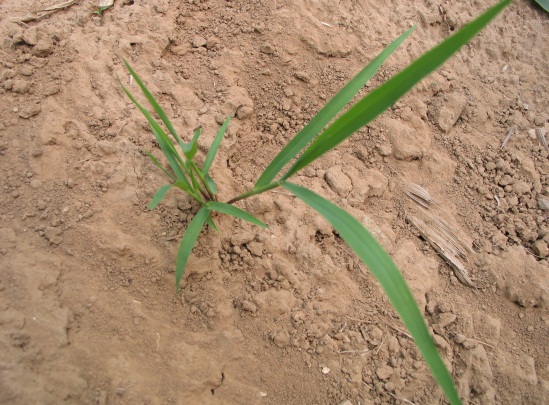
[119,1,510,404]
[88,0,114,16]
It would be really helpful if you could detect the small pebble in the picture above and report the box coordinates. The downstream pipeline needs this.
[192,36,207,48]
[462,339,477,350]
[454,334,467,344]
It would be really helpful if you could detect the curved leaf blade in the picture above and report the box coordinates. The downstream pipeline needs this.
[204,173,218,195]
[203,115,231,175]
[207,201,268,229]
[147,184,173,210]
[123,59,181,144]
[207,216,220,233]
[179,126,201,164]
[173,179,195,195]
[533,0,549,12]
[119,79,187,181]
[175,207,211,290]
[149,124,187,181]
[282,0,511,180]
[255,26,415,188]
[282,182,461,405]
[146,151,176,182]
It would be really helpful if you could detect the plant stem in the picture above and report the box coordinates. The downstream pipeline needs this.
[226,181,281,205]
[190,161,215,201]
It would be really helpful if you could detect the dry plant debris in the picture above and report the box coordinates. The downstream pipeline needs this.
[401,182,436,208]
[404,182,476,288]
[11,0,79,23]
[500,125,515,149]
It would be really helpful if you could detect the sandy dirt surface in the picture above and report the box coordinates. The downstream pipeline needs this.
[1,0,548,404]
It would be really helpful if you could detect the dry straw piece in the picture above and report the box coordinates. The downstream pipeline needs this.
[500,125,515,149]
[404,182,475,288]
[11,0,79,23]
[536,128,548,149]
[401,182,436,208]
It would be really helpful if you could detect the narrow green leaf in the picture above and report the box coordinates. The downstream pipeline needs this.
[204,173,218,195]
[121,78,207,203]
[179,161,212,202]
[146,151,176,182]
[148,124,197,199]
[181,141,198,166]
[175,207,210,290]
[147,184,173,210]
[148,125,184,177]
[120,79,206,203]
[255,26,414,188]
[119,80,186,180]
[192,126,202,143]
[283,182,460,405]
[282,0,511,180]
[533,0,549,13]
[123,61,204,181]
[207,201,268,229]
[188,169,203,200]
[179,127,201,165]
[207,216,220,233]
[173,179,195,195]
[123,59,182,145]
[146,181,196,211]
[203,115,231,174]
[150,128,201,202]
[226,181,281,205]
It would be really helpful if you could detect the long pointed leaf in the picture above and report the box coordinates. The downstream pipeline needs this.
[148,124,186,180]
[282,0,510,180]
[146,151,176,182]
[119,79,205,203]
[534,0,549,13]
[207,216,220,233]
[255,26,415,187]
[119,79,186,180]
[123,59,181,144]
[282,182,460,405]
[187,163,201,193]
[204,173,218,195]
[147,182,198,212]
[203,115,231,174]
[192,126,202,143]
[175,207,210,290]
[173,179,195,195]
[207,201,268,228]
[179,127,201,166]
[149,124,202,203]
[147,184,173,210]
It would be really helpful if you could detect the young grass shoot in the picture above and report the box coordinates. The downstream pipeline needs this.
[119,2,511,404]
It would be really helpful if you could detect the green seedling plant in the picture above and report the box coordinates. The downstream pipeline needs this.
[88,0,114,16]
[119,1,510,404]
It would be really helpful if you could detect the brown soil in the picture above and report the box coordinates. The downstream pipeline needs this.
[1,1,548,404]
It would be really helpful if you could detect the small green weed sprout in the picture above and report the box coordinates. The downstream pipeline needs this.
[88,0,114,16]
[119,1,510,404]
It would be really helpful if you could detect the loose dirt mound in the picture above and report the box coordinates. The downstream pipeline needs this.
[0,1,548,404]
